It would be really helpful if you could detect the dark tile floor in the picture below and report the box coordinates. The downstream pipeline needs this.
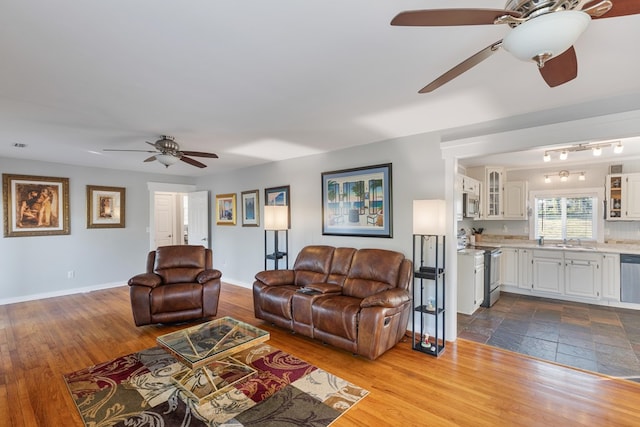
[457,292,640,381]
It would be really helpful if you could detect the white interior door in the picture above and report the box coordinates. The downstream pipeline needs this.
[154,192,175,248]
[187,190,210,247]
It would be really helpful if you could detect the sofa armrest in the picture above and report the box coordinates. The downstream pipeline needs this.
[128,273,162,288]
[255,270,295,286]
[360,289,410,308]
[304,283,343,294]
[197,269,222,284]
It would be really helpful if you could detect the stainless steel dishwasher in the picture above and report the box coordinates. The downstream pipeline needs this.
[620,254,640,303]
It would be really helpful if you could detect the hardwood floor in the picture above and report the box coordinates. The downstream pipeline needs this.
[2,283,640,426]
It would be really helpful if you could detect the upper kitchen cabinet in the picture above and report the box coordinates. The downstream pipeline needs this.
[503,181,528,220]
[606,173,640,220]
[485,167,503,219]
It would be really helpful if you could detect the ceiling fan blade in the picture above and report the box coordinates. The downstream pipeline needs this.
[588,0,640,18]
[103,149,157,153]
[419,40,502,93]
[539,47,578,88]
[180,150,219,158]
[145,141,160,148]
[391,9,521,26]
[143,155,157,163]
[180,156,207,168]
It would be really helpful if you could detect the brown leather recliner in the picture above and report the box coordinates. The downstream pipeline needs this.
[128,245,222,326]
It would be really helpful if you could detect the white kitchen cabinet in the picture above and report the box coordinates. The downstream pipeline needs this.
[457,250,485,315]
[500,248,519,287]
[564,251,601,299]
[606,173,640,220]
[518,249,533,290]
[532,250,563,294]
[503,181,528,220]
[602,253,620,301]
[484,167,504,219]
[462,175,480,196]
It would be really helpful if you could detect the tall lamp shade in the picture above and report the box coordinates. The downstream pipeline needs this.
[413,199,446,236]
[264,205,288,231]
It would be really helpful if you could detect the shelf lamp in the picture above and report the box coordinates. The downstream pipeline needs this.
[502,11,591,68]
[413,199,446,236]
[264,205,289,270]
[155,154,180,167]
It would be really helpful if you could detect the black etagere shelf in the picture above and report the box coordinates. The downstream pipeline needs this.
[412,234,446,357]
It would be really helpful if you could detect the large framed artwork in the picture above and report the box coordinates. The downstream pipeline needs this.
[2,173,70,237]
[321,163,392,237]
[264,185,290,228]
[86,185,126,228]
[215,193,237,225]
[241,189,260,227]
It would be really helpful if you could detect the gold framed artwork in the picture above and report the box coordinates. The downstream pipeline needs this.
[2,173,70,237]
[241,189,259,227]
[215,193,237,225]
[86,185,126,228]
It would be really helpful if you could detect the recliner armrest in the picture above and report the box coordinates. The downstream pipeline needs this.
[360,289,410,308]
[128,273,162,288]
[255,270,295,286]
[197,269,222,284]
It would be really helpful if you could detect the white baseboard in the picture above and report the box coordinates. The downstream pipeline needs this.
[0,281,125,306]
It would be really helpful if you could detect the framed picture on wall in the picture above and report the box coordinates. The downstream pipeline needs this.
[215,193,237,225]
[321,163,392,238]
[241,189,260,227]
[86,185,126,228]
[264,185,290,229]
[2,173,70,237]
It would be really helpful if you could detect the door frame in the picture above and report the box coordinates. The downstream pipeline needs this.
[147,182,197,251]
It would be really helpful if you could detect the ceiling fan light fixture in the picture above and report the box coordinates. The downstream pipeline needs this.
[502,11,591,66]
[155,153,180,167]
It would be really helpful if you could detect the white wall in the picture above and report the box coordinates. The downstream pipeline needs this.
[0,157,195,303]
[197,132,445,287]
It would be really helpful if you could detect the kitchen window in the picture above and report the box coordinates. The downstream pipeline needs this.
[529,188,604,242]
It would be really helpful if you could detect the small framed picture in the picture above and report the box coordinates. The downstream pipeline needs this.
[87,185,126,228]
[2,173,70,237]
[215,193,237,225]
[264,185,290,229]
[241,189,260,227]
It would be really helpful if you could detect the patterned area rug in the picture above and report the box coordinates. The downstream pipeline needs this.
[64,343,368,426]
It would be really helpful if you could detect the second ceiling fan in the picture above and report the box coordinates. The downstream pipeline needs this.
[391,0,640,93]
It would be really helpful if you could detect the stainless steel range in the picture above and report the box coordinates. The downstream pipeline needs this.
[469,245,502,308]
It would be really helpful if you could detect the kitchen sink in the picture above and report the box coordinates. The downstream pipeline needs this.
[552,243,597,251]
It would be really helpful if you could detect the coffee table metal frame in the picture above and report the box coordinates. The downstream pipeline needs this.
[156,316,270,404]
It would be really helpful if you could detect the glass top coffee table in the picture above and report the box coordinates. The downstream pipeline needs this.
[157,316,270,404]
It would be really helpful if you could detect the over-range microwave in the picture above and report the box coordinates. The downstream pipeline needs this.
[463,193,479,218]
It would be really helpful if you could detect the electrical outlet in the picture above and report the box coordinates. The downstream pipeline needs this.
[67,270,75,279]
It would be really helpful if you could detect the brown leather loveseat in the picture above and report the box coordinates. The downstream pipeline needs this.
[253,245,412,360]
[128,245,222,326]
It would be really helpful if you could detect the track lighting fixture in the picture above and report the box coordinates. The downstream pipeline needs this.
[543,140,623,162]
[544,170,586,183]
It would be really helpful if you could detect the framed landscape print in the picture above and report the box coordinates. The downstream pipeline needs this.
[321,163,392,238]
[215,193,237,225]
[241,189,260,227]
[86,185,126,228]
[2,173,70,237]
[264,185,290,229]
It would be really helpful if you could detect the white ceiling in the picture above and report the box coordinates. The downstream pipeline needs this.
[2,1,640,176]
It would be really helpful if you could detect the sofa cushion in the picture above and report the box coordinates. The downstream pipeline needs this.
[151,283,203,314]
[343,249,404,299]
[154,246,206,284]
[293,245,335,287]
[326,247,356,286]
[312,295,361,341]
